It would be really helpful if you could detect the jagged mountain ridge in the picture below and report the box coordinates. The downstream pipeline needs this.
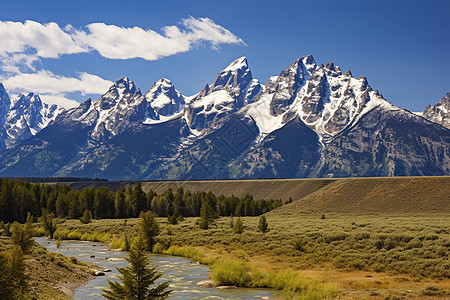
[0,55,448,179]
[422,92,450,129]
[0,84,63,151]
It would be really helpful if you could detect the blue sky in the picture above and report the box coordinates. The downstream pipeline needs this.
[0,0,448,111]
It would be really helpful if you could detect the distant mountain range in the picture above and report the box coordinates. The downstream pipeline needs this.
[0,55,448,179]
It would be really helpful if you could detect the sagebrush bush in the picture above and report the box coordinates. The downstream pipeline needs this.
[211,260,252,286]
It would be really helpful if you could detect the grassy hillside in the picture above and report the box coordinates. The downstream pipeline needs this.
[271,176,450,215]
[67,176,449,214]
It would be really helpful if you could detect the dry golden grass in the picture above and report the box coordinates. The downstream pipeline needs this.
[270,176,450,214]
[56,212,450,299]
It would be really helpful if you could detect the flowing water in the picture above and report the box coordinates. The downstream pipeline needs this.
[35,237,277,299]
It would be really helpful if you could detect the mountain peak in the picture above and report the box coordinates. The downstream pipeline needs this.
[268,55,317,115]
[113,77,135,90]
[0,83,10,104]
[15,93,42,107]
[222,56,248,72]
[0,83,11,123]
[199,56,256,106]
[99,77,140,107]
[423,92,450,129]
[301,54,317,74]
[150,78,174,90]
[144,78,185,122]
[0,83,8,97]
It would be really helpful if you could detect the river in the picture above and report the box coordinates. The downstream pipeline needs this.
[35,237,277,299]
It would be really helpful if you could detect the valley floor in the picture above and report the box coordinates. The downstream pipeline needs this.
[55,213,450,299]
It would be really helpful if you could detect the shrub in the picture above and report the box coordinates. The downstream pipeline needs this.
[168,214,178,225]
[67,230,82,240]
[152,242,165,254]
[211,260,252,286]
[110,236,125,250]
[79,210,92,224]
[233,218,244,234]
[292,239,307,252]
[262,269,338,299]
[162,246,204,263]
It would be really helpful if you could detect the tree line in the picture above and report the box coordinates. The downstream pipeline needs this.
[0,178,285,223]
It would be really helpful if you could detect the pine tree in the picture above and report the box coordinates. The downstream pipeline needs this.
[25,212,34,237]
[138,211,160,251]
[39,208,58,239]
[131,183,147,217]
[102,235,172,300]
[115,189,127,218]
[10,245,27,297]
[233,217,244,234]
[11,215,34,252]
[0,252,13,299]
[199,200,218,230]
[258,215,269,233]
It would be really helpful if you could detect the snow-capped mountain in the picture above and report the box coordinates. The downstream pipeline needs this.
[245,56,397,143]
[144,78,186,124]
[423,92,450,129]
[0,84,63,151]
[63,77,145,142]
[0,55,448,179]
[186,57,262,133]
[53,77,187,145]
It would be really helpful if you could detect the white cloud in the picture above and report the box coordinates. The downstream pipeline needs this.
[3,70,113,95]
[3,70,113,109]
[0,20,87,59]
[0,17,244,109]
[0,17,244,67]
[74,16,244,60]
[39,94,81,109]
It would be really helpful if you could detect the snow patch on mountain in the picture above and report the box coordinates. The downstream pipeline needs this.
[245,93,287,134]
[222,56,248,72]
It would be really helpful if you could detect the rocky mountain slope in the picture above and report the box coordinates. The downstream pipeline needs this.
[422,92,450,129]
[0,84,63,151]
[0,56,448,179]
